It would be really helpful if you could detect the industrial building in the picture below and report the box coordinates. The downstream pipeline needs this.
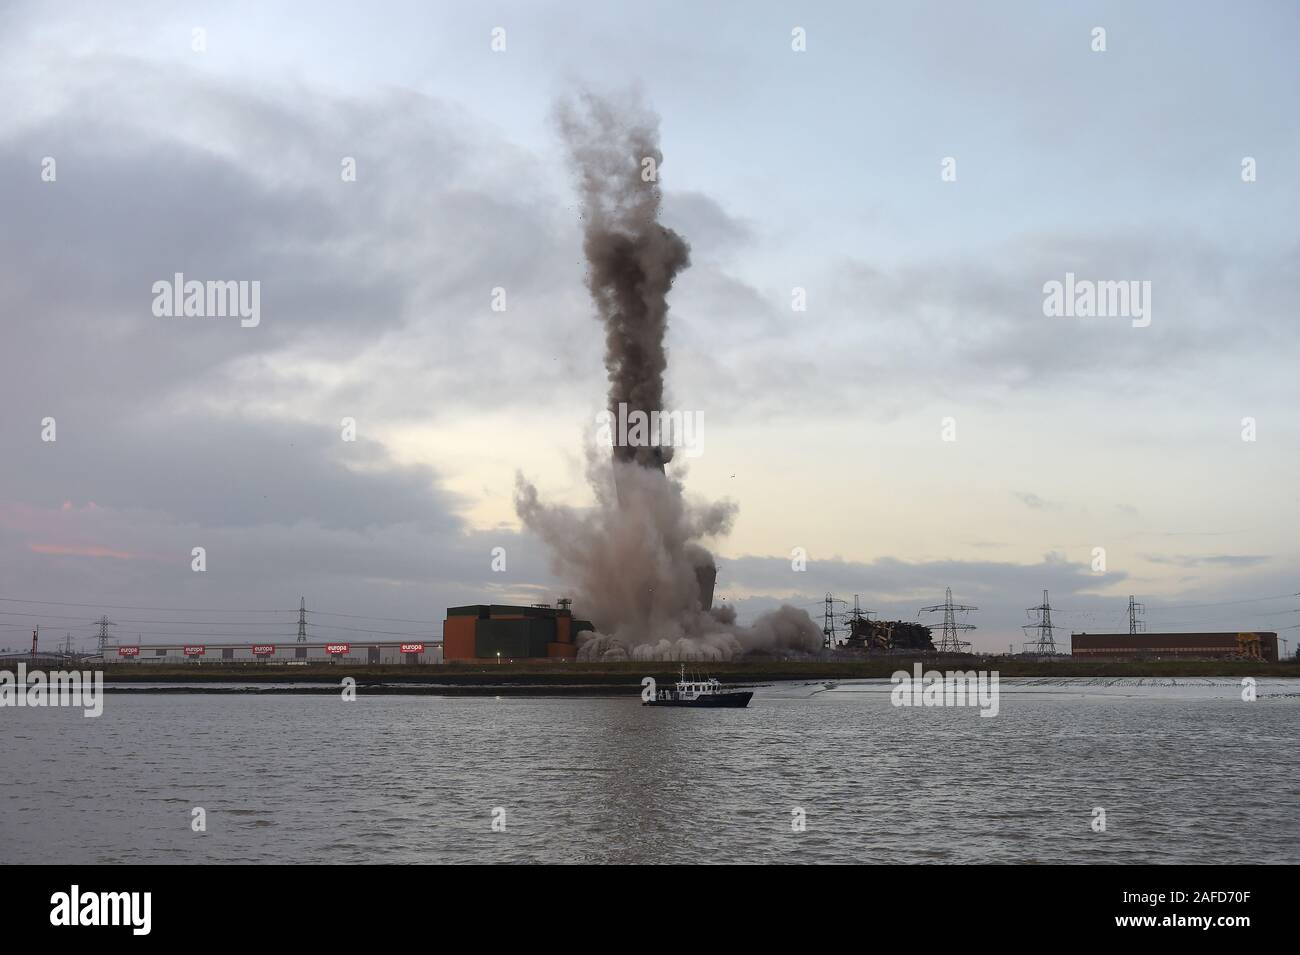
[841,616,934,653]
[105,641,442,665]
[1071,631,1278,662]
[443,602,594,662]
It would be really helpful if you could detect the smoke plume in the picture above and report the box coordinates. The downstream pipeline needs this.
[514,92,821,661]
[557,92,691,470]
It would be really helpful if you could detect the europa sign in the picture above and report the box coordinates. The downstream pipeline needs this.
[400,643,425,654]
[117,646,140,657]
[325,644,350,655]
[251,645,275,656]
[183,646,205,657]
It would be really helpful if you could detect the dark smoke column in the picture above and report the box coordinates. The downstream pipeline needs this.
[559,94,691,471]
[559,93,714,611]
[519,94,821,656]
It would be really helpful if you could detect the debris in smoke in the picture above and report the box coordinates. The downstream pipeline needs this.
[514,91,822,662]
[556,90,690,471]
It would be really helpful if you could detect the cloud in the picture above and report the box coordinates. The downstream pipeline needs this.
[1141,553,1272,569]
[1013,491,1061,511]
[27,543,138,560]
[1,6,1296,653]
[0,52,601,639]
[708,551,1131,649]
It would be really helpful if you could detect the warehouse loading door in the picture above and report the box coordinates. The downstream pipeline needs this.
[368,646,381,664]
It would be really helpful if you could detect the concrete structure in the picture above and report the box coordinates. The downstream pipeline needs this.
[104,641,442,664]
[1071,631,1278,662]
[443,603,594,662]
[693,563,716,611]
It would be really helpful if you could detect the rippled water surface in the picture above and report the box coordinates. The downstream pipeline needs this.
[3,679,1298,864]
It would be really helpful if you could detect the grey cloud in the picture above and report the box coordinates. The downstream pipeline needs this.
[712,551,1128,650]
[1141,553,1272,569]
[1013,491,1061,511]
[661,191,754,256]
[0,55,611,433]
[0,55,596,635]
[712,550,1298,650]
[3,415,465,533]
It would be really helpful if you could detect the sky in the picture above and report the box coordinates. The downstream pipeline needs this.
[1,0,1298,653]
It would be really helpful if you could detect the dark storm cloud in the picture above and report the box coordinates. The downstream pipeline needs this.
[5,416,464,532]
[828,233,1300,398]
[0,54,596,628]
[0,49,817,637]
[670,230,1300,421]
[0,55,610,428]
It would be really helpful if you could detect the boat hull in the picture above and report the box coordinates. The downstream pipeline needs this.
[644,691,753,708]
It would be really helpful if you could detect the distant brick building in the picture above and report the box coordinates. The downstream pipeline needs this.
[1070,632,1278,662]
[443,603,594,662]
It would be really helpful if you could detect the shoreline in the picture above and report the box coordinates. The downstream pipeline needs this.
[3,657,1295,695]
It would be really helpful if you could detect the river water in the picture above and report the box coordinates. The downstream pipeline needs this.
[3,678,1297,864]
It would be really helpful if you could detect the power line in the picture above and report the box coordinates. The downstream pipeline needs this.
[1147,592,1298,612]
[307,609,437,624]
[821,593,845,647]
[1128,595,1145,635]
[0,616,436,639]
[93,615,116,654]
[0,597,292,613]
[1023,590,1060,655]
[1053,592,1297,615]
[306,623,440,636]
[920,588,977,653]
[0,611,298,625]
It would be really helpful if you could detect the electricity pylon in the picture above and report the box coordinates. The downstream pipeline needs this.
[920,587,977,653]
[1023,590,1060,655]
[1127,594,1145,635]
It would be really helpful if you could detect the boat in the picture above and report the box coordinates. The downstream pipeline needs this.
[643,665,753,708]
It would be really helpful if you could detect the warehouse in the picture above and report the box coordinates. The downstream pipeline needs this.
[443,601,594,662]
[1070,632,1278,662]
[108,641,442,665]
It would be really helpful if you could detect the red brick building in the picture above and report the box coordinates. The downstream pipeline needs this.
[1070,631,1278,662]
